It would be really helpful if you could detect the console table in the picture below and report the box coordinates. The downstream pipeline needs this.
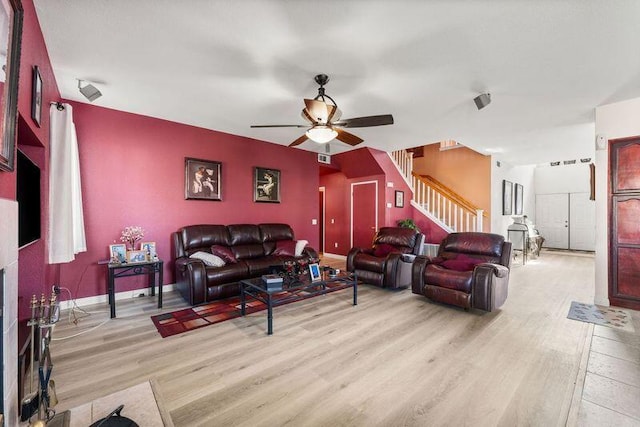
[103,260,164,318]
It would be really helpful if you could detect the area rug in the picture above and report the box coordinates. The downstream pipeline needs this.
[151,281,352,338]
[567,301,635,332]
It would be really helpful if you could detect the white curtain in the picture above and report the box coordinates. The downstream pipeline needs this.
[48,103,87,263]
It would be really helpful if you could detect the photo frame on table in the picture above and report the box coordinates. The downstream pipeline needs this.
[126,250,147,263]
[514,183,524,215]
[309,263,321,282]
[185,157,221,201]
[254,167,280,203]
[31,66,42,127]
[109,244,127,264]
[502,180,513,215]
[395,190,404,208]
[140,241,157,257]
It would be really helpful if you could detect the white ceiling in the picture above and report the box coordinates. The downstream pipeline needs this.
[34,1,640,165]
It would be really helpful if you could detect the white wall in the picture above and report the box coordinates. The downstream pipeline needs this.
[491,160,536,237]
[594,96,640,306]
[535,162,592,194]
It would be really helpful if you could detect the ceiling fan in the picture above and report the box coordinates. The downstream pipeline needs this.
[251,74,394,147]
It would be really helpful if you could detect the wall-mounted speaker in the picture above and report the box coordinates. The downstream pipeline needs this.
[474,93,491,110]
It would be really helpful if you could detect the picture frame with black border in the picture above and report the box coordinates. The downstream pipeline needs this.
[185,157,222,201]
[514,183,524,215]
[254,167,280,203]
[309,263,321,282]
[395,190,404,208]
[31,66,42,127]
[502,180,513,215]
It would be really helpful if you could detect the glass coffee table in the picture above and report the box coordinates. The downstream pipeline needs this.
[240,270,357,335]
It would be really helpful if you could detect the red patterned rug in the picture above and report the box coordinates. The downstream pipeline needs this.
[151,281,353,338]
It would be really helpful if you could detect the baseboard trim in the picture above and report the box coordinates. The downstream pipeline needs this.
[321,253,347,260]
[59,283,176,310]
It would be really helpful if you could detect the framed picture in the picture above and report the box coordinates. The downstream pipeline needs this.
[514,183,524,215]
[254,167,280,203]
[140,241,157,258]
[502,180,513,215]
[0,0,23,172]
[185,157,221,201]
[31,66,42,127]
[309,263,321,282]
[395,190,404,208]
[127,250,147,263]
[109,244,127,264]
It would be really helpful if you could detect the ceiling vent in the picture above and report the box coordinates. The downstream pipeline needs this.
[318,153,331,164]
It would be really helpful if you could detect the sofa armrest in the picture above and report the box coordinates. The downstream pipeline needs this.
[472,263,510,311]
[174,257,207,305]
[411,255,428,294]
[347,247,373,271]
[302,246,319,262]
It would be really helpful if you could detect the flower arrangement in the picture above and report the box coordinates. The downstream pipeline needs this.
[120,226,145,250]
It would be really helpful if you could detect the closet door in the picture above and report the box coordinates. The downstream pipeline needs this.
[610,138,640,310]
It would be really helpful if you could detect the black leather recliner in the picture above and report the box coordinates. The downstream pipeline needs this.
[347,227,425,288]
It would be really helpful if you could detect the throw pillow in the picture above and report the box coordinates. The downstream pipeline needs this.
[211,245,238,264]
[190,251,226,267]
[373,243,399,258]
[273,240,296,256]
[294,240,308,257]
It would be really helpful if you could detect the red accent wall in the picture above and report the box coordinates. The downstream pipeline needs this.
[0,0,62,320]
[58,102,319,300]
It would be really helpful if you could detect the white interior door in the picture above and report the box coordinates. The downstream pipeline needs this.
[536,194,569,249]
[569,192,596,251]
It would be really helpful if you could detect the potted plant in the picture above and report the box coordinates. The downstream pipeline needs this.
[397,218,420,232]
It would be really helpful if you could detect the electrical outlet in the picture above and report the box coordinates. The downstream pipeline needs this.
[334,242,338,248]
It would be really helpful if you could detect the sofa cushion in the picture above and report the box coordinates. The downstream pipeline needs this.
[190,251,225,267]
[205,262,249,285]
[179,225,230,256]
[273,240,296,256]
[374,227,419,251]
[353,253,386,273]
[259,223,294,242]
[228,224,262,245]
[441,254,483,271]
[425,264,473,293]
[211,245,238,264]
[373,243,400,258]
[440,232,505,257]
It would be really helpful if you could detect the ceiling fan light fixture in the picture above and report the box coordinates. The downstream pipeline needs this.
[306,126,337,143]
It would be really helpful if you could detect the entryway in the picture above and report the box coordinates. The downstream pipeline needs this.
[535,192,595,251]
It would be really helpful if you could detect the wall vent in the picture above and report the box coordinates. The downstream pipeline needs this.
[318,153,331,164]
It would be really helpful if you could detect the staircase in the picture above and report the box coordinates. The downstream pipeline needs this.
[391,149,484,233]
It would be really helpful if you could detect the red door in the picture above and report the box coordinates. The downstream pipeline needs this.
[352,181,377,248]
[610,137,640,310]
[318,189,324,253]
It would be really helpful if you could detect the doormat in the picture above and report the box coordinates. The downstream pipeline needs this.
[567,301,635,332]
[151,281,353,338]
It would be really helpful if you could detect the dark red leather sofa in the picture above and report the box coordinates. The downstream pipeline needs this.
[173,223,318,305]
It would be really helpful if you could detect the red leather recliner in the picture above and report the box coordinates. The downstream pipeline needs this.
[411,232,512,312]
[347,227,425,289]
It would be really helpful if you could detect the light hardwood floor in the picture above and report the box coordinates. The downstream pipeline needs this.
[46,251,639,426]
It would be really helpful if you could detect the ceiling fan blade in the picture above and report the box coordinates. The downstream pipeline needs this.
[304,99,330,123]
[251,124,308,128]
[335,129,364,146]
[333,114,394,128]
[289,134,308,147]
[301,108,317,124]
